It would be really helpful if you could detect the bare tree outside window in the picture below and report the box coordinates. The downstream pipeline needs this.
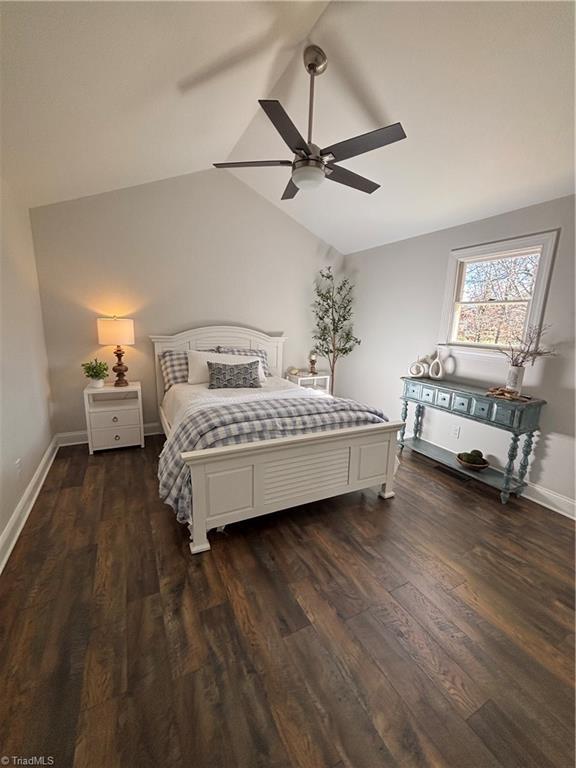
[452,252,540,345]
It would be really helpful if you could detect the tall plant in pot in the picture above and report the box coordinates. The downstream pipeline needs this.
[498,324,554,393]
[312,266,360,395]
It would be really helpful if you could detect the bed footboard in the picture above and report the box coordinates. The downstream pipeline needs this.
[181,421,402,554]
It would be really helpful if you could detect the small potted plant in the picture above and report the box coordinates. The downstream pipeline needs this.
[498,324,554,394]
[82,358,109,388]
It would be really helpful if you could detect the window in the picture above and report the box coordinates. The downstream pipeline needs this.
[440,231,558,351]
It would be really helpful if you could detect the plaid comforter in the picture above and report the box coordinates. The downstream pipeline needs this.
[159,397,386,522]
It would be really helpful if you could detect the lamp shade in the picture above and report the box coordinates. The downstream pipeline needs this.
[97,317,135,346]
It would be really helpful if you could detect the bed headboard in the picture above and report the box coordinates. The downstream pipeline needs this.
[149,325,286,409]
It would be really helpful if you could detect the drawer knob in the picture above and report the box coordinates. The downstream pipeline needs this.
[114,434,120,441]
[112,416,119,423]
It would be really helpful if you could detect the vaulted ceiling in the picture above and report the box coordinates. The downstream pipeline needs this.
[1,1,328,205]
[2,1,574,254]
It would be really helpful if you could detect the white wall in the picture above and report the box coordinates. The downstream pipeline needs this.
[30,169,340,433]
[338,195,575,512]
[1,181,53,550]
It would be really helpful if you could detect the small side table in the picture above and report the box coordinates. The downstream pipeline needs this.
[286,371,331,395]
[84,382,144,454]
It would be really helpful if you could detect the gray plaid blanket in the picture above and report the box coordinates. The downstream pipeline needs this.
[158,397,386,522]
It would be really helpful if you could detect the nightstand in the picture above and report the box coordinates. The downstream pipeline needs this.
[84,382,144,454]
[286,371,331,394]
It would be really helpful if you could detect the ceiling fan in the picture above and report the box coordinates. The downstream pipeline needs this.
[214,45,406,199]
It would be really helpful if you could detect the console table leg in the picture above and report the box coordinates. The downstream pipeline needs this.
[517,431,535,489]
[399,399,408,449]
[501,434,520,504]
[414,404,424,439]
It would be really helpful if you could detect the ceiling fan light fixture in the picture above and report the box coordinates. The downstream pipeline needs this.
[291,163,325,190]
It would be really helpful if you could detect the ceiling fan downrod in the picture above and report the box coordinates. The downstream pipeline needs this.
[303,45,327,146]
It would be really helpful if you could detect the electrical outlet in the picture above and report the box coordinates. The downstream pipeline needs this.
[450,425,461,439]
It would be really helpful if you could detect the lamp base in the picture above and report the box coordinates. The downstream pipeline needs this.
[113,346,129,387]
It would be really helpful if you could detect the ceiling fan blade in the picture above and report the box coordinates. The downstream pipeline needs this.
[259,100,310,155]
[214,160,292,168]
[281,178,299,200]
[325,163,380,194]
[321,122,406,163]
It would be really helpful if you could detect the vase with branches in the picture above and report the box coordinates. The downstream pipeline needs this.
[498,324,554,392]
[312,266,360,395]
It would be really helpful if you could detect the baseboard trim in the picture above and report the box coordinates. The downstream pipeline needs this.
[0,436,59,574]
[405,434,575,520]
[523,483,575,519]
[57,422,163,446]
[0,423,164,574]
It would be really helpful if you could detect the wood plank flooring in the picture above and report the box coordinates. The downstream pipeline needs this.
[1,436,574,767]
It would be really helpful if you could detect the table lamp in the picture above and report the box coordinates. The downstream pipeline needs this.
[97,317,135,387]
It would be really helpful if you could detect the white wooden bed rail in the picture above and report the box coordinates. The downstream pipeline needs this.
[182,420,402,553]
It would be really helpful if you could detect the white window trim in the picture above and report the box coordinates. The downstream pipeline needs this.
[438,230,559,358]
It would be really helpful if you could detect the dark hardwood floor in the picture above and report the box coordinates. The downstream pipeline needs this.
[1,436,574,767]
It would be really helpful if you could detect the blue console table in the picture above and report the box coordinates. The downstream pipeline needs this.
[400,376,546,504]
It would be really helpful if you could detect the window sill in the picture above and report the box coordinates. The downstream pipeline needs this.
[438,342,506,361]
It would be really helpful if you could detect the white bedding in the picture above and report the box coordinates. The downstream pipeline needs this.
[162,375,329,431]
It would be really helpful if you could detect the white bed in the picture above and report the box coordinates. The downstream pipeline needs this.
[150,325,402,554]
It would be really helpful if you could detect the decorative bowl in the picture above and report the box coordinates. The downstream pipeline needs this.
[457,455,489,472]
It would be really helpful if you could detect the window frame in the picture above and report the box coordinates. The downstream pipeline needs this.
[439,230,559,356]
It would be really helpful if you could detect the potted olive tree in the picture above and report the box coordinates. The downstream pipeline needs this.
[312,266,360,395]
[82,358,109,388]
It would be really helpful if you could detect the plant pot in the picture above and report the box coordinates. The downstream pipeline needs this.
[88,378,105,389]
[505,365,525,393]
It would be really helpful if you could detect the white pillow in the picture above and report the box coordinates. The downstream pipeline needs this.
[187,350,265,385]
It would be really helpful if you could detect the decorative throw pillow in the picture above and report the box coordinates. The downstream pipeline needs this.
[188,350,265,384]
[211,346,272,376]
[159,350,188,391]
[207,360,262,389]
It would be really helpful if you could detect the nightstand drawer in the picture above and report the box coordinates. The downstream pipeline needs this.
[91,425,141,450]
[300,377,329,390]
[90,409,140,429]
[286,372,330,393]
